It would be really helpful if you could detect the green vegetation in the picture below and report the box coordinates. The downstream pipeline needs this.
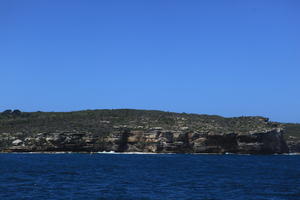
[0,109,283,137]
[284,123,300,141]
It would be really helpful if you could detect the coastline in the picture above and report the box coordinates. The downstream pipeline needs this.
[1,151,299,155]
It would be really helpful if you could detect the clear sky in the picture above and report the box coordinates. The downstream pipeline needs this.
[0,0,299,123]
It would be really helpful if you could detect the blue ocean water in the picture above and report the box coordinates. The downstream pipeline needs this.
[0,154,299,200]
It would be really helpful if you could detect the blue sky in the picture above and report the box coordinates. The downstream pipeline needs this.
[0,0,299,123]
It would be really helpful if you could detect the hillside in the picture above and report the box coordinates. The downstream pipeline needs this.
[0,109,280,135]
[283,123,300,153]
[0,109,297,154]
[284,123,300,141]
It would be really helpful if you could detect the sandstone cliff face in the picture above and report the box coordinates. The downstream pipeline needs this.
[0,128,288,154]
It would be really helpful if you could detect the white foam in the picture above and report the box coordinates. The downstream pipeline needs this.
[95,151,179,155]
[285,153,300,156]
[97,151,117,154]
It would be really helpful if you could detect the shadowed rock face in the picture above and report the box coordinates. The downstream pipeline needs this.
[0,109,290,154]
[286,141,300,153]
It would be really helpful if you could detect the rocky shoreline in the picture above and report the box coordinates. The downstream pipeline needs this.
[0,126,290,154]
[0,109,299,154]
[2,152,299,155]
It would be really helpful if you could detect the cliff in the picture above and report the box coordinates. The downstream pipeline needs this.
[284,123,300,153]
[0,109,293,154]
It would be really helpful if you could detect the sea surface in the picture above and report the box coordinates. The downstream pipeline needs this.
[0,153,299,200]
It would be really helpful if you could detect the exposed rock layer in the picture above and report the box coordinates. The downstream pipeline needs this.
[0,128,289,154]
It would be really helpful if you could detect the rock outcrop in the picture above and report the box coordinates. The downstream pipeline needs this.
[0,127,289,154]
[0,109,292,154]
[284,124,300,154]
[286,138,300,153]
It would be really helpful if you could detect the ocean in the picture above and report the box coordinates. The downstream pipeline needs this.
[0,153,299,200]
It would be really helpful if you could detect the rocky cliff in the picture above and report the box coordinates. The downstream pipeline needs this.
[0,109,292,154]
[284,123,300,153]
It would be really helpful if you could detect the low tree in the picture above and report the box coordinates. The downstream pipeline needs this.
[2,109,12,115]
[12,110,22,116]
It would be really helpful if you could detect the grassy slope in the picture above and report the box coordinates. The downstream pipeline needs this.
[284,123,300,141]
[0,109,280,137]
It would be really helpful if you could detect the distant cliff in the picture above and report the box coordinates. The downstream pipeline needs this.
[0,109,297,154]
[284,123,300,153]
